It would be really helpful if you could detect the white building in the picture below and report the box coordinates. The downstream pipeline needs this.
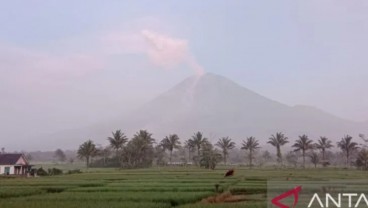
[0,154,31,175]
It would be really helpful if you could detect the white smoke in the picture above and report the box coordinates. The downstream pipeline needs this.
[141,30,204,76]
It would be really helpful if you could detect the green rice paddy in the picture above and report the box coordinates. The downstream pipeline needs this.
[0,167,367,208]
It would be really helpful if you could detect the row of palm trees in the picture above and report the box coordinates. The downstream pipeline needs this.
[79,129,362,168]
[247,132,358,168]
[184,132,360,168]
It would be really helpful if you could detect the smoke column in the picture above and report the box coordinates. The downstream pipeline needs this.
[142,30,204,76]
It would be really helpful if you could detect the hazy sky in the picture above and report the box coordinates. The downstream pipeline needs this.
[1,1,368,150]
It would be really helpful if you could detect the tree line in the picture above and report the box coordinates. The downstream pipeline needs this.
[76,130,368,170]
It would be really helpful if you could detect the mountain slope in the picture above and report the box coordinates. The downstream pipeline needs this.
[120,73,364,139]
[46,73,367,149]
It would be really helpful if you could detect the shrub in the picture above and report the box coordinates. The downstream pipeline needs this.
[36,167,48,176]
[48,168,63,175]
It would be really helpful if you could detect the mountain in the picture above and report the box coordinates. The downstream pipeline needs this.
[46,73,367,149]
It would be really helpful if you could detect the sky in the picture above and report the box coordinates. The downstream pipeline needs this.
[1,1,368,150]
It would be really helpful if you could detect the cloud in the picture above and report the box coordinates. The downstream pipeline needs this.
[0,43,105,86]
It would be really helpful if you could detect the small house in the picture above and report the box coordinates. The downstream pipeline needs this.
[0,154,32,175]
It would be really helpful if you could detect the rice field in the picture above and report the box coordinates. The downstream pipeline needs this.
[0,167,367,208]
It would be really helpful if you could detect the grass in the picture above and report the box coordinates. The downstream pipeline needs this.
[0,166,367,208]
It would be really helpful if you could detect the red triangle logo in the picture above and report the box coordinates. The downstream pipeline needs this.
[271,186,302,208]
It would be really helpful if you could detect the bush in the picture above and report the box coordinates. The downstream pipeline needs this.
[48,168,63,175]
[36,167,48,176]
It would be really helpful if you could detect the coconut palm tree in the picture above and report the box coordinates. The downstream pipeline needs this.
[191,132,208,156]
[160,134,181,163]
[215,137,236,165]
[337,135,359,167]
[267,132,289,164]
[292,134,314,168]
[315,137,333,161]
[123,130,155,168]
[77,140,97,168]
[184,139,195,163]
[241,137,260,168]
[107,130,127,162]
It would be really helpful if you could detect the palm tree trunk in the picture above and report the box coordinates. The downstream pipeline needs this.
[346,152,349,168]
[116,149,120,164]
[224,152,227,165]
[169,150,172,163]
[86,156,90,168]
[302,150,305,168]
[188,148,191,163]
[249,150,253,168]
[277,146,282,164]
[197,147,201,166]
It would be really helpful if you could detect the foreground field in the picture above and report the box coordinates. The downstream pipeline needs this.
[0,167,367,208]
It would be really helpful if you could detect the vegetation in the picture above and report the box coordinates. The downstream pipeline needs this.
[184,139,195,163]
[315,137,333,163]
[70,130,368,170]
[356,149,368,170]
[122,130,156,168]
[107,130,127,165]
[337,135,359,167]
[4,129,368,208]
[54,149,66,162]
[77,140,97,168]
[199,142,222,169]
[190,132,208,164]
[215,137,235,165]
[292,134,314,168]
[241,137,260,168]
[267,132,289,164]
[309,152,320,168]
[3,167,368,208]
[160,134,181,163]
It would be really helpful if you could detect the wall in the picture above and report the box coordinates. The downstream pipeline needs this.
[0,165,14,175]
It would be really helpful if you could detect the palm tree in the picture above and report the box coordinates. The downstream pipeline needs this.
[191,132,208,156]
[315,137,333,161]
[267,132,289,164]
[124,130,155,168]
[184,139,195,163]
[107,130,127,162]
[241,137,260,168]
[133,130,155,153]
[337,135,359,167]
[215,137,236,165]
[77,140,97,168]
[292,134,314,168]
[160,134,181,163]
